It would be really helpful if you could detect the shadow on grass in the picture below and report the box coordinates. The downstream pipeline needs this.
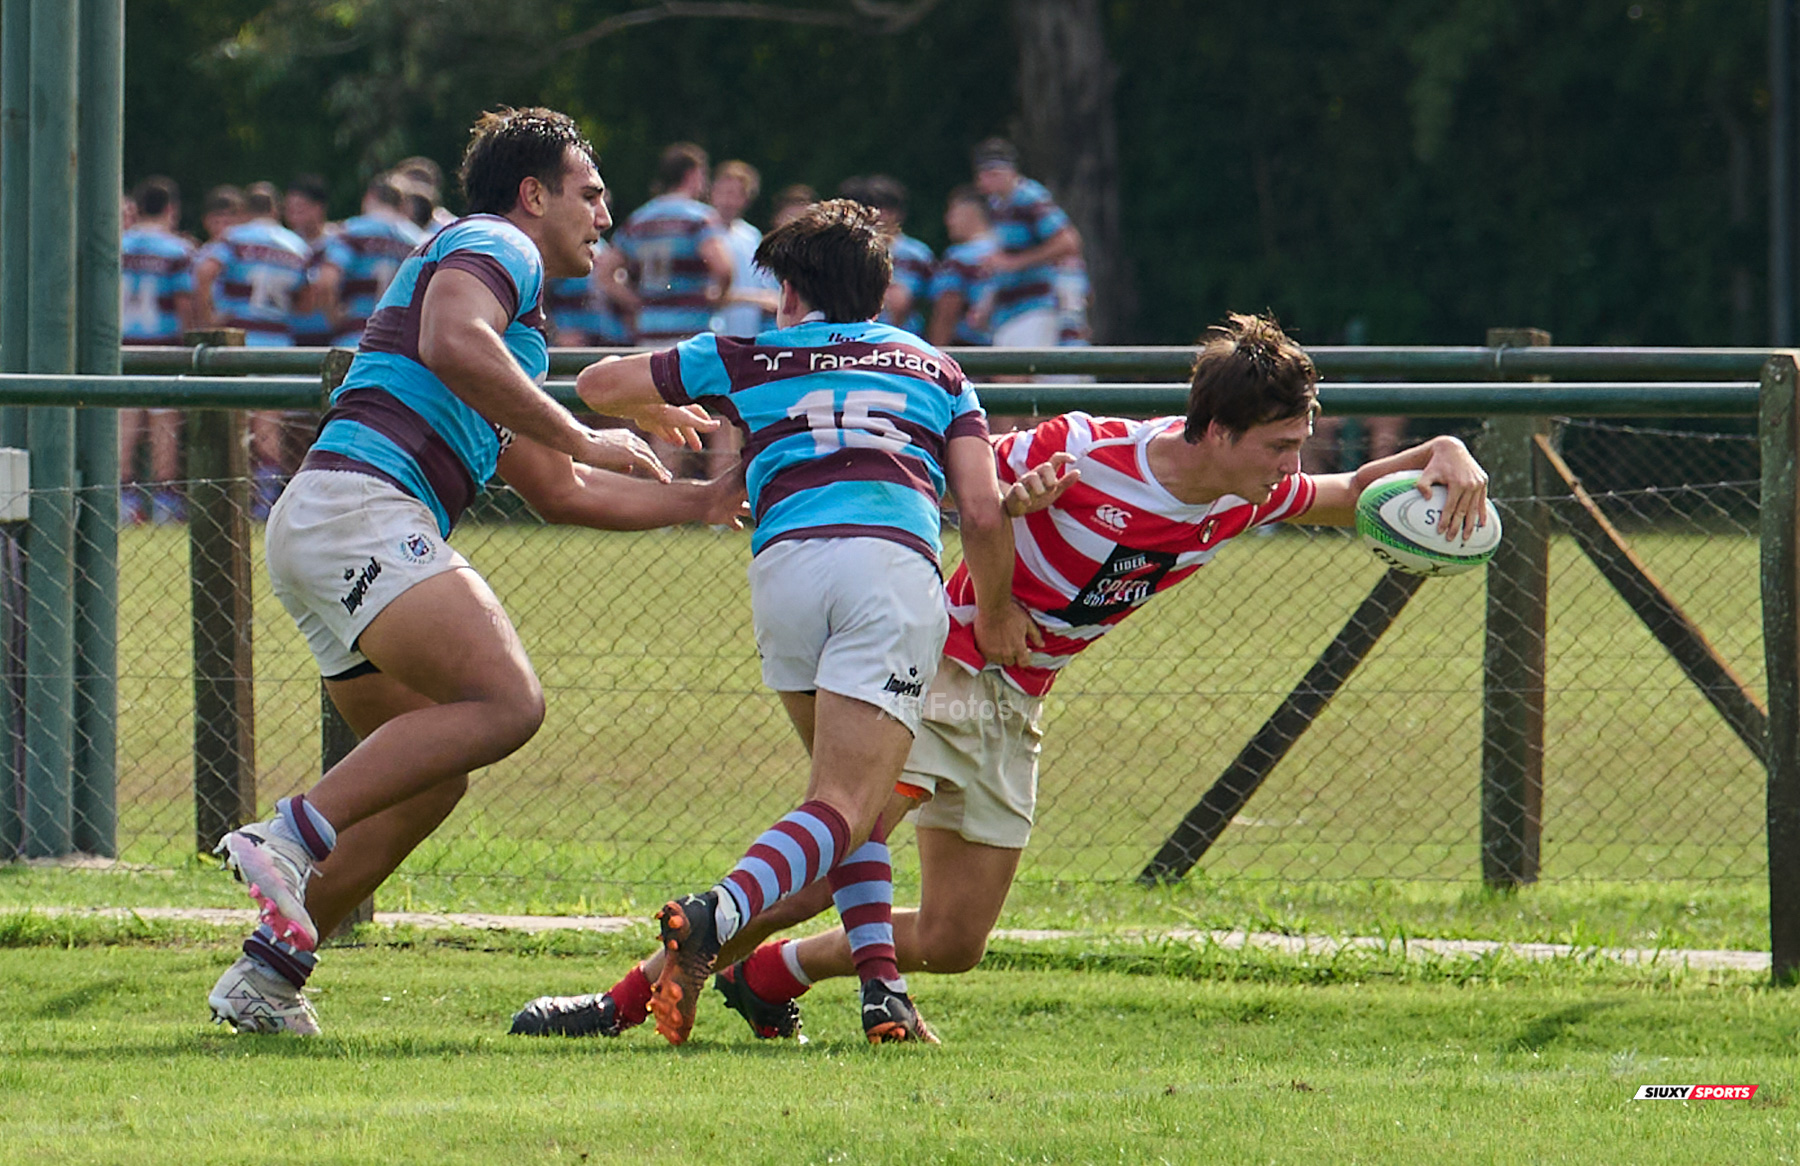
[1502,1000,1623,1054]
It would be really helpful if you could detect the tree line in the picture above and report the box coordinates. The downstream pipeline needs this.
[122,0,1768,346]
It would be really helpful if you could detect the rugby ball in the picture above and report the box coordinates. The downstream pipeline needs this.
[1354,470,1502,577]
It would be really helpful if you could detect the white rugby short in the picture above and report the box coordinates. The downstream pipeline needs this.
[748,537,948,735]
[904,662,1045,850]
[265,469,469,678]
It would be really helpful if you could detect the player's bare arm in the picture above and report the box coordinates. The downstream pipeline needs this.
[573,353,718,450]
[191,256,221,327]
[497,436,747,530]
[419,268,669,479]
[700,234,735,305]
[1003,451,1080,518]
[982,225,1081,276]
[926,290,966,348]
[946,432,1032,667]
[1299,435,1489,536]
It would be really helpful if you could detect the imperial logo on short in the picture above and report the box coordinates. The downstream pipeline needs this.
[1632,1085,1758,1101]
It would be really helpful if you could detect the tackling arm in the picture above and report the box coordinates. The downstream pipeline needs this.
[496,435,747,531]
[944,433,1032,667]
[418,269,668,478]
[574,353,718,449]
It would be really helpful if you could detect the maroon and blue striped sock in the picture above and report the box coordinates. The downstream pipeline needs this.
[713,799,850,943]
[272,794,335,861]
[827,819,903,990]
[243,924,318,989]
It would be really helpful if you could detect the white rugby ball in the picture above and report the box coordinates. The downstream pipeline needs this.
[1354,470,1502,577]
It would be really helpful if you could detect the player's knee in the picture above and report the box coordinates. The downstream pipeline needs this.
[484,681,545,756]
[919,926,989,974]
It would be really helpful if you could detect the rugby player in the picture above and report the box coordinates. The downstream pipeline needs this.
[574,199,1031,1045]
[513,313,1488,1044]
[206,107,743,1036]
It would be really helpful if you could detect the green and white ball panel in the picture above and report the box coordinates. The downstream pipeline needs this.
[1353,470,1502,577]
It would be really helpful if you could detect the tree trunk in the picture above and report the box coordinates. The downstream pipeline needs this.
[1009,0,1137,342]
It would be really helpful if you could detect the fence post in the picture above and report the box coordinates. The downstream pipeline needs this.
[21,0,80,858]
[1760,353,1800,985]
[1479,327,1552,887]
[317,347,375,936]
[71,0,123,857]
[0,448,25,860]
[185,328,255,855]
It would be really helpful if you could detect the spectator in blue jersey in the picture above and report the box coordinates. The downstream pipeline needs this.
[194,181,317,514]
[927,185,999,350]
[841,174,934,335]
[284,174,339,348]
[970,138,1083,351]
[576,198,1033,1047]
[610,142,734,346]
[201,184,245,245]
[709,160,779,338]
[547,239,633,346]
[119,176,196,524]
[204,107,746,1037]
[315,175,428,348]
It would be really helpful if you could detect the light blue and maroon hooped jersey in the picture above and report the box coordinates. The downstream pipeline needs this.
[119,225,196,345]
[290,228,340,347]
[651,318,988,562]
[986,177,1073,329]
[617,194,727,343]
[323,211,429,347]
[197,218,312,346]
[928,235,999,346]
[547,239,631,344]
[310,214,549,537]
[879,232,936,335]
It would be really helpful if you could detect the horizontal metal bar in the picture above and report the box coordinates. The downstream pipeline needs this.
[111,344,1789,381]
[0,374,1761,416]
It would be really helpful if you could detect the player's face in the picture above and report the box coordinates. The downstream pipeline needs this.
[1211,414,1311,502]
[539,149,611,279]
[975,164,1015,199]
[711,176,748,222]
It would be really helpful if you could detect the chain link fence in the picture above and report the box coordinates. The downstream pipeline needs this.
[0,413,1770,896]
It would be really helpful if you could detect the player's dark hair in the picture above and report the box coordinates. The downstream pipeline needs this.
[287,173,329,206]
[131,176,179,219]
[1184,313,1318,441]
[946,184,988,218]
[368,174,406,209]
[203,185,244,216]
[244,182,280,219]
[858,174,908,217]
[654,142,709,195]
[459,107,598,216]
[971,137,1020,171]
[772,184,817,214]
[753,198,891,323]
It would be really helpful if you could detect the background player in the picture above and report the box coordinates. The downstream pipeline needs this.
[575,199,1031,1045]
[118,176,195,525]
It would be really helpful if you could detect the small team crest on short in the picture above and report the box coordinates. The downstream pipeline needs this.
[398,532,436,564]
[1197,518,1219,545]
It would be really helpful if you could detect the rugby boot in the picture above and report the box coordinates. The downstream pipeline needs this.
[207,956,321,1036]
[649,891,722,1045]
[714,960,803,1040]
[861,979,939,1045]
[509,991,621,1037]
[215,820,319,952]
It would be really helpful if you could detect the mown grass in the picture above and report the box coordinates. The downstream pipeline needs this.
[0,939,1795,1165]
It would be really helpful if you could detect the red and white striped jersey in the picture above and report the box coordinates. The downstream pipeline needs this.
[943,412,1316,696]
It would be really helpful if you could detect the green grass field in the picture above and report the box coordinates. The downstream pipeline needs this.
[101,512,1767,905]
[1,922,1795,1165]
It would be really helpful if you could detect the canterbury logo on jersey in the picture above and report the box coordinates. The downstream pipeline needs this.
[1093,504,1130,531]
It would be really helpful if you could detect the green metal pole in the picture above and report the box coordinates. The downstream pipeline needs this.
[22,0,77,857]
[0,0,28,448]
[72,0,119,856]
[0,0,23,859]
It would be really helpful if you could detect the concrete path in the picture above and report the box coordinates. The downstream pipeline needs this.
[21,906,1771,972]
